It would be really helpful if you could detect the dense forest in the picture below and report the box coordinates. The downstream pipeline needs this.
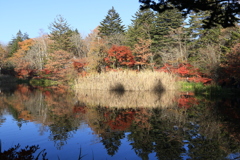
[0,6,240,88]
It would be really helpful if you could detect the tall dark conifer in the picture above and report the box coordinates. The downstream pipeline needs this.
[187,11,207,40]
[126,9,155,48]
[139,0,240,28]
[151,8,184,53]
[48,15,75,52]
[98,7,125,38]
[187,11,222,58]
[8,30,29,57]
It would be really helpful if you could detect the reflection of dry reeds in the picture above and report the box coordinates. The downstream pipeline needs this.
[76,90,178,108]
[74,70,179,91]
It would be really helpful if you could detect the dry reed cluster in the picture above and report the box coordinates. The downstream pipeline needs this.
[74,70,179,91]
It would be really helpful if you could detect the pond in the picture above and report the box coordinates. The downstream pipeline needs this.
[0,84,240,160]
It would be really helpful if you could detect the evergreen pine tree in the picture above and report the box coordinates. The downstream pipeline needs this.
[98,7,125,38]
[187,11,222,60]
[187,11,207,40]
[48,15,75,52]
[151,8,184,53]
[8,30,29,57]
[126,9,155,48]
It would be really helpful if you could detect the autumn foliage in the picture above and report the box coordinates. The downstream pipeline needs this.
[104,109,136,131]
[132,38,153,69]
[104,45,135,68]
[7,39,35,78]
[177,92,199,109]
[157,63,212,84]
[72,58,88,77]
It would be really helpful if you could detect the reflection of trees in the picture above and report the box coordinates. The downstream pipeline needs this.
[45,90,82,150]
[151,109,183,160]
[128,108,183,160]
[0,85,43,127]
[100,131,125,156]
[86,106,184,159]
[85,98,240,159]
[86,107,131,156]
[48,116,78,150]
[186,127,226,160]
[0,116,5,126]
[0,143,47,160]
[217,97,240,141]
[1,84,240,159]
[184,99,240,159]
[0,85,83,150]
[1,85,46,124]
[127,108,153,160]
[128,127,154,160]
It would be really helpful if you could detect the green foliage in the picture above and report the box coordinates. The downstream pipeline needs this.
[187,12,240,73]
[30,79,59,87]
[179,81,240,98]
[48,15,76,52]
[186,11,223,69]
[180,81,205,92]
[151,8,184,53]
[126,7,185,66]
[187,11,210,40]
[139,0,240,28]
[180,81,222,94]
[98,7,125,38]
[126,9,155,48]
[8,30,29,57]
[220,26,240,54]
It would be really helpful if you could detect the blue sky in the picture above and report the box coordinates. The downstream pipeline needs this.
[0,0,141,44]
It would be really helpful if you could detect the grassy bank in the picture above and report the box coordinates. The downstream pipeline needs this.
[180,81,240,97]
[74,70,179,92]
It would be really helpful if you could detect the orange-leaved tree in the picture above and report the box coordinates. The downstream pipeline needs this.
[104,45,135,69]
[72,58,88,77]
[132,38,153,70]
[43,50,76,81]
[85,26,109,72]
[7,39,35,78]
[8,39,34,65]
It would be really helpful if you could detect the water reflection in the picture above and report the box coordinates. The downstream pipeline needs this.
[0,143,47,160]
[0,85,240,159]
[76,89,177,108]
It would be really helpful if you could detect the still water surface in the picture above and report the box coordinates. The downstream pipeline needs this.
[0,84,240,160]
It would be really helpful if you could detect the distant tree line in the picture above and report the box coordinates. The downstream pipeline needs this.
[0,5,239,86]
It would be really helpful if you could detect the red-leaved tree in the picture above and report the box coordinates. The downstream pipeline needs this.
[104,45,135,69]
[157,63,212,84]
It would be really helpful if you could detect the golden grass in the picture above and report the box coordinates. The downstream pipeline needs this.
[74,70,179,91]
